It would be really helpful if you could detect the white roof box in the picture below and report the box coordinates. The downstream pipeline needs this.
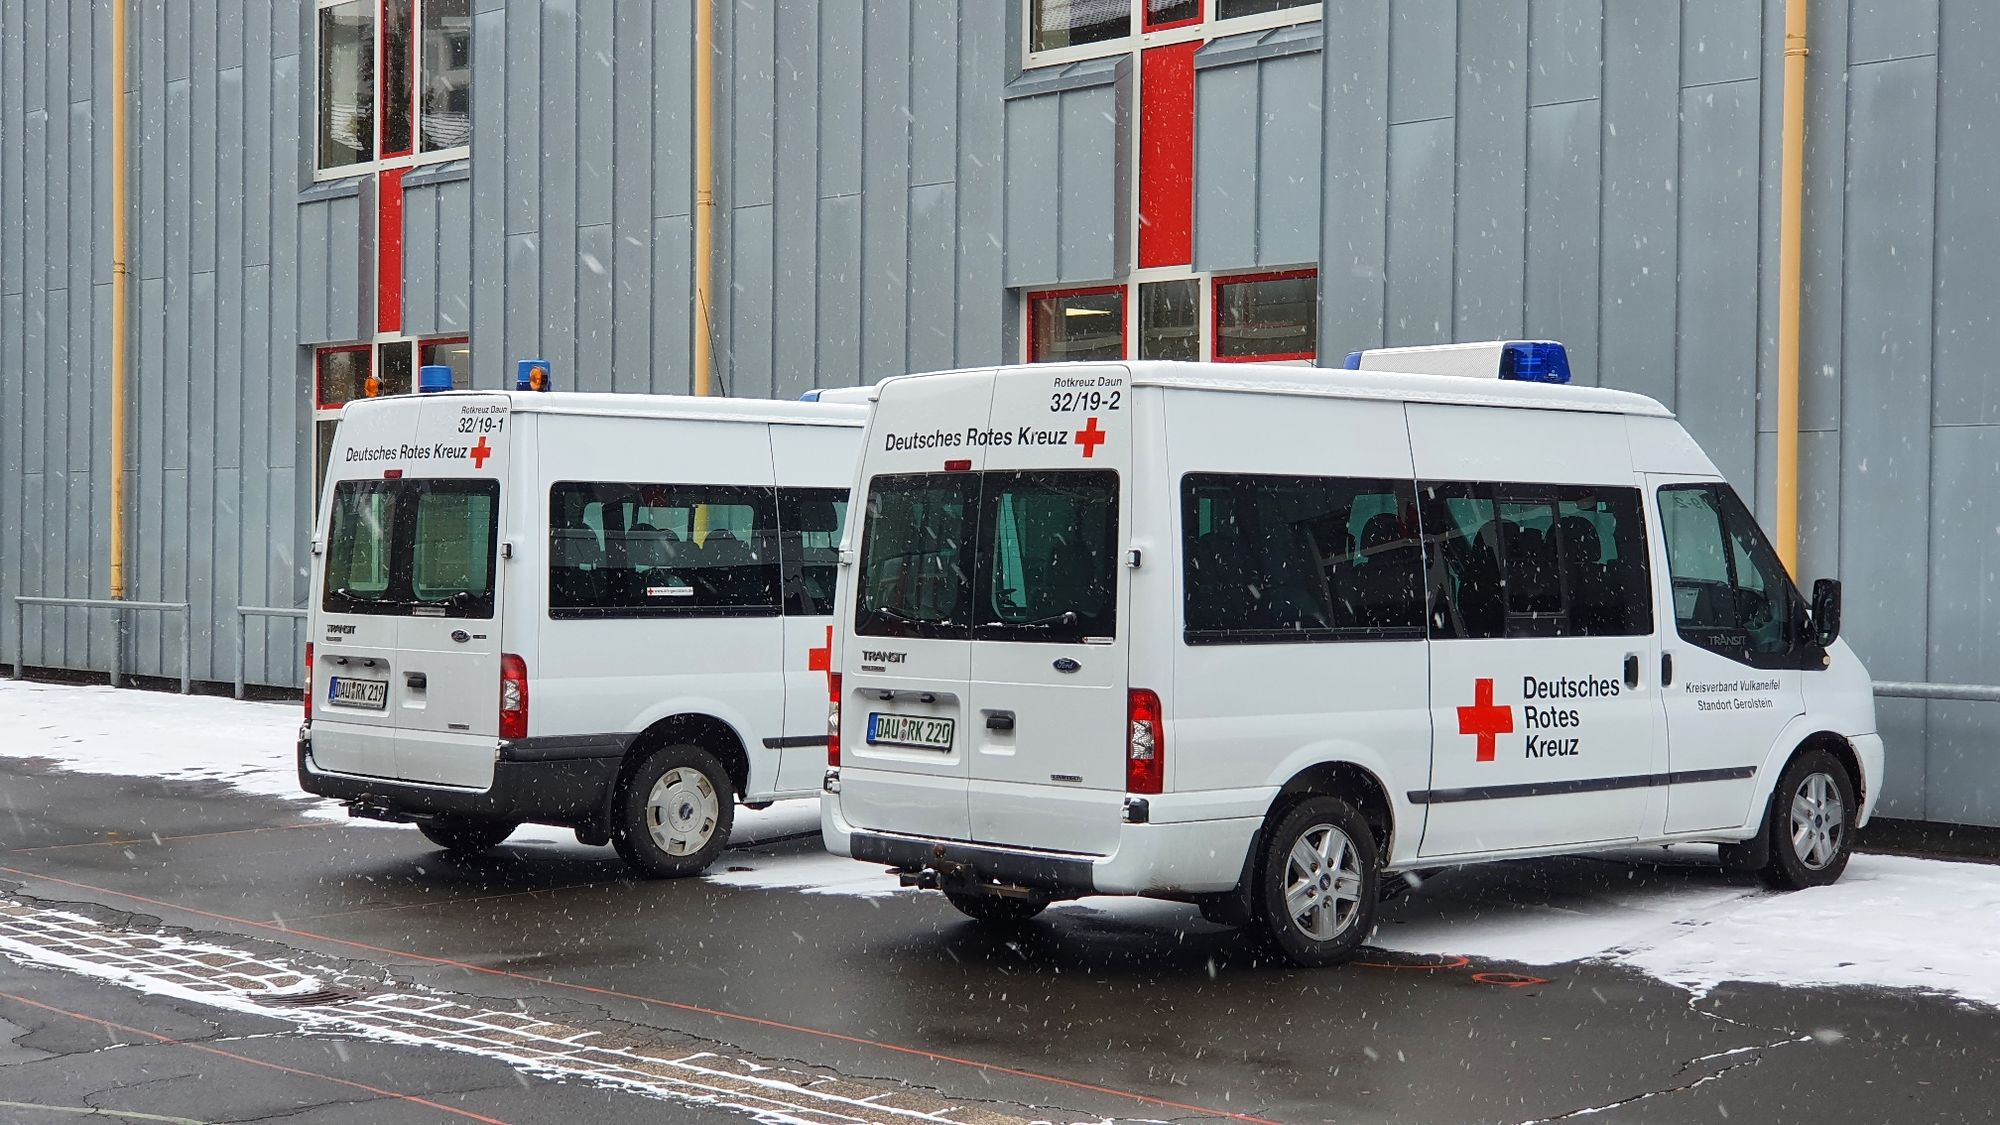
[1343,340,1573,384]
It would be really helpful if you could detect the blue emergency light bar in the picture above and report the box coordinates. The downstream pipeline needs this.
[1342,340,1572,385]
[516,359,552,392]
[799,389,823,402]
[417,364,454,393]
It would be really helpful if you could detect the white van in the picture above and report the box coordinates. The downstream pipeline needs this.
[300,380,864,876]
[822,342,1881,966]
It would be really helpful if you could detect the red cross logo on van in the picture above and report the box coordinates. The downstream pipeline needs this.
[1457,678,1514,763]
[1075,416,1106,458]
[469,435,493,469]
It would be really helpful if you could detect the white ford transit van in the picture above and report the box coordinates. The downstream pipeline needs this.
[301,377,863,876]
[822,343,1881,966]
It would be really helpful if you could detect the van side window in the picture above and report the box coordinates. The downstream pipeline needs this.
[778,488,849,616]
[1181,473,1425,644]
[1419,482,1652,640]
[1658,483,1809,666]
[548,482,780,618]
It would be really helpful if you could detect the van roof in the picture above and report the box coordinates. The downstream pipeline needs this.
[878,361,1674,419]
[345,390,867,426]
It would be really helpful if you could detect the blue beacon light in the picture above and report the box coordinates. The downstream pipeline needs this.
[417,364,455,393]
[1499,341,1572,384]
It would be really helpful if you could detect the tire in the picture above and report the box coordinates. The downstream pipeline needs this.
[943,889,1049,923]
[417,816,518,854]
[1255,796,1380,968]
[612,745,735,878]
[1762,748,1856,890]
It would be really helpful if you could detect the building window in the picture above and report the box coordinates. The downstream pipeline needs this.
[316,1,375,169]
[313,338,466,497]
[1028,287,1127,363]
[1026,269,1317,365]
[419,336,472,389]
[1025,0,1319,66]
[1213,269,1317,362]
[316,0,471,176]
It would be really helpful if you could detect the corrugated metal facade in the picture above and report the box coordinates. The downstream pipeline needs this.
[1,1,1995,824]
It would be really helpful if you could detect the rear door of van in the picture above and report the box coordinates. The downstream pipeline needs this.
[964,368,1131,856]
[391,394,511,788]
[773,422,859,794]
[838,370,997,843]
[312,400,421,781]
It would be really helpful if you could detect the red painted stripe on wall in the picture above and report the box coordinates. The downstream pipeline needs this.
[377,167,407,335]
[1138,42,1199,269]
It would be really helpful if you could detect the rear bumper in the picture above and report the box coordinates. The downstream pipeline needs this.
[821,791,1258,897]
[298,731,622,826]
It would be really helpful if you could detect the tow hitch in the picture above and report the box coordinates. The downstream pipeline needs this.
[343,799,416,825]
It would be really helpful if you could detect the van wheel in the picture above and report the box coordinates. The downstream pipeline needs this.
[943,889,1049,923]
[613,745,734,878]
[1256,796,1379,967]
[1763,749,1856,889]
[418,816,518,854]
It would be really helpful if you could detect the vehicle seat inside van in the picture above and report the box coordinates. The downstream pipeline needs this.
[551,529,610,608]
[1349,514,1424,629]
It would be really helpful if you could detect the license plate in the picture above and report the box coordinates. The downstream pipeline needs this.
[867,713,955,751]
[327,676,388,710]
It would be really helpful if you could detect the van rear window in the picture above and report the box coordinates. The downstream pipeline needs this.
[323,479,498,618]
[857,470,1119,644]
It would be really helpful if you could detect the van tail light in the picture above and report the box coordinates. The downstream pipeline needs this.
[500,654,529,740]
[1127,688,1164,795]
[827,672,843,768]
[303,643,314,722]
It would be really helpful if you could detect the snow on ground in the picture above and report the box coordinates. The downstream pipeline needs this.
[5,679,2000,1008]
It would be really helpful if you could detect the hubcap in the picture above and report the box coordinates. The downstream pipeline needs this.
[1789,771,1846,871]
[1283,823,1363,942]
[646,767,719,857]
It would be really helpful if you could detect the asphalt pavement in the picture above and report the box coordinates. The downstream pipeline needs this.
[0,751,1995,1123]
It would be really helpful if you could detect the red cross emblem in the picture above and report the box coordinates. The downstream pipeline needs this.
[808,625,831,676]
[1457,678,1514,763]
[469,435,493,469]
[1074,416,1106,459]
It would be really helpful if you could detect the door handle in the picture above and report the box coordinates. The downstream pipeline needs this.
[1623,654,1640,689]
[985,710,1015,732]
[406,671,427,690]
[1660,653,1673,687]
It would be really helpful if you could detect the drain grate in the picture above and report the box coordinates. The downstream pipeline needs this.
[253,988,361,1008]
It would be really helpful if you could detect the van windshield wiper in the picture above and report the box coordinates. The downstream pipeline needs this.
[873,604,951,626]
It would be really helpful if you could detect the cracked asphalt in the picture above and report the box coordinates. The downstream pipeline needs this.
[1,746,1997,1123]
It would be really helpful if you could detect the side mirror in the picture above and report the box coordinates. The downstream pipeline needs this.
[1809,578,1842,647]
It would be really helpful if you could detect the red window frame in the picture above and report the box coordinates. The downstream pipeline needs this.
[314,344,376,408]
[1143,0,1204,32]
[1210,268,1318,363]
[1026,285,1129,364]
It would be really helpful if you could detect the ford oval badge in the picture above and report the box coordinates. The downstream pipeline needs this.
[450,630,471,644]
[1053,657,1081,674]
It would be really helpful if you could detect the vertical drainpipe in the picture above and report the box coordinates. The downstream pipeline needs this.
[109,0,131,600]
[1775,0,1809,574]
[691,0,716,399]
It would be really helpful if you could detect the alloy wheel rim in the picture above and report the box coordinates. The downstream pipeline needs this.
[1283,823,1363,942]
[1789,771,1846,871]
[646,767,719,857]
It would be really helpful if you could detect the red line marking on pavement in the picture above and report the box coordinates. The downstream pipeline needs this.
[0,865,1277,1124]
[1352,953,1472,972]
[1471,972,1550,988]
[0,989,518,1125]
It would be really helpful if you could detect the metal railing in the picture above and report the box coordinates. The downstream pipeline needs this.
[234,606,308,699]
[1874,681,2000,704]
[11,596,192,693]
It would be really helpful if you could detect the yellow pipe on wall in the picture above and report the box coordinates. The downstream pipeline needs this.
[109,0,130,599]
[1775,0,1809,575]
[691,0,715,398]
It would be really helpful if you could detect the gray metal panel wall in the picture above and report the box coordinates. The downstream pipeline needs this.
[1320,0,1997,824]
[0,0,306,687]
[1194,45,1322,273]
[1002,66,1126,289]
